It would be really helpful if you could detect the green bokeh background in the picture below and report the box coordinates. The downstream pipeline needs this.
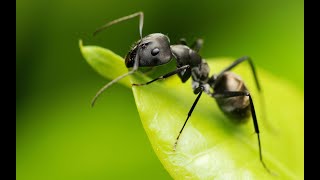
[16,0,303,179]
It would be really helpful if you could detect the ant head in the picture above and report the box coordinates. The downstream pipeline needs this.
[125,33,172,68]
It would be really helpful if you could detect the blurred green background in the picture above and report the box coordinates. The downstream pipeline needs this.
[16,0,303,179]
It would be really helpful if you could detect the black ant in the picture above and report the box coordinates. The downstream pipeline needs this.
[92,12,271,174]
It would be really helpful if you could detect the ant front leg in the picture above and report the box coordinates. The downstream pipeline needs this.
[212,91,273,174]
[132,65,190,86]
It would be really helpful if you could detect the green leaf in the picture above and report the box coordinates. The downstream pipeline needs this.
[79,40,131,88]
[80,40,304,179]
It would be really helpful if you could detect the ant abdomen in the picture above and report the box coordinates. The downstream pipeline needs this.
[213,72,251,121]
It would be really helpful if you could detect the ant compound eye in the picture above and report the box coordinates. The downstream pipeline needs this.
[151,48,160,56]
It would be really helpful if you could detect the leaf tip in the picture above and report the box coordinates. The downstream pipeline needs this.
[79,39,83,49]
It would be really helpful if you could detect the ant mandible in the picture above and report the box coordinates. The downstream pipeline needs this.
[91,12,271,173]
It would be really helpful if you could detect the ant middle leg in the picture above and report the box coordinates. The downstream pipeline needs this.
[174,86,204,150]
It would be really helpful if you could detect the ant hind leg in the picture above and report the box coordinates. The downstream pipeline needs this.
[212,91,274,175]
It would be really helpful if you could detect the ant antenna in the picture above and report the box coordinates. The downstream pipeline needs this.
[91,12,144,107]
[93,11,144,39]
[91,53,140,107]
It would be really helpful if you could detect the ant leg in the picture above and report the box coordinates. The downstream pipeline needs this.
[216,56,261,91]
[216,57,273,132]
[174,86,204,150]
[91,55,140,107]
[212,91,272,174]
[132,65,190,86]
[177,38,203,53]
[178,68,191,83]
[93,12,144,39]
[190,38,203,53]
[178,38,187,45]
